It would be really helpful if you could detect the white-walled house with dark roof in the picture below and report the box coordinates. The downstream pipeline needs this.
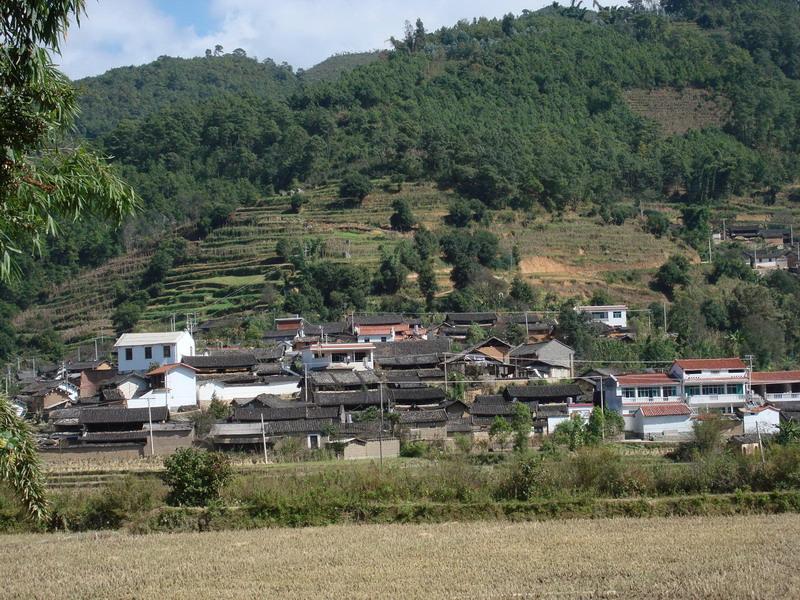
[114,331,195,373]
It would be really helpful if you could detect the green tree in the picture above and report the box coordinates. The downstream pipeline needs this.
[644,210,670,237]
[112,301,144,335]
[553,414,587,451]
[653,255,691,298]
[339,171,372,206]
[776,420,800,446]
[0,394,48,521]
[510,402,532,451]
[466,322,488,344]
[389,198,416,232]
[162,448,232,507]
[490,416,512,451]
[417,259,438,306]
[0,0,138,281]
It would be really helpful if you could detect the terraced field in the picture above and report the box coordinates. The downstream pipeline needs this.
[17,178,800,347]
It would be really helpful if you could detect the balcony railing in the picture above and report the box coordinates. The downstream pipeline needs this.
[765,392,800,402]
[686,393,747,406]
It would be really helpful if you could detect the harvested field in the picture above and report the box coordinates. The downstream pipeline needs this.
[3,515,799,599]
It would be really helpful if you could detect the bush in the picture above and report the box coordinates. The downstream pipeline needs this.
[163,448,232,507]
[289,193,307,213]
[339,171,372,205]
[400,441,428,458]
[389,198,416,231]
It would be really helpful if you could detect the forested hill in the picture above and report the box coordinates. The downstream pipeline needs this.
[74,54,298,139]
[83,1,800,236]
[5,1,800,367]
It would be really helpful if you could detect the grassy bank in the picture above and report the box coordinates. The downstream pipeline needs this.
[2,515,799,599]
[5,443,800,534]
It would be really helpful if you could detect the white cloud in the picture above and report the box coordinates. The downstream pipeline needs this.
[58,0,560,79]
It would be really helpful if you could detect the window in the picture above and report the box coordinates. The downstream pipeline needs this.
[144,346,152,360]
[381,337,387,343]
[331,353,346,363]
[638,387,660,398]
[163,345,171,358]
[308,434,320,450]
[727,384,744,395]
[623,388,637,398]
[702,385,725,395]
[663,386,678,397]
[124,348,133,361]
[362,338,369,343]
[354,352,367,361]
[685,385,700,397]
[613,311,622,319]
[591,312,607,320]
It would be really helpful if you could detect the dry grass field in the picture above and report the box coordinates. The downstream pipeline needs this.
[3,514,799,599]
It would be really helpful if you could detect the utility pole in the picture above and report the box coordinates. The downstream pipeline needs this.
[662,302,668,334]
[147,396,155,457]
[755,420,766,466]
[707,236,713,263]
[260,413,268,465]
[378,382,384,467]
[745,354,754,404]
[304,365,309,403]
[600,376,605,442]
[94,338,98,361]
[722,218,726,241]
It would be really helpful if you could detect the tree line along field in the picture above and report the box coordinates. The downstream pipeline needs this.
[2,515,798,599]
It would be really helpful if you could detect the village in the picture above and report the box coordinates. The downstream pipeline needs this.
[10,301,798,463]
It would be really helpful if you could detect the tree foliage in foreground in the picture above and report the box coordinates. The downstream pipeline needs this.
[0,0,138,281]
[0,395,48,521]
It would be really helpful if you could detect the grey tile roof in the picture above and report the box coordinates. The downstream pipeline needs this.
[352,314,420,326]
[308,370,380,387]
[315,390,383,407]
[79,406,168,425]
[390,386,446,403]
[446,312,498,324]
[373,338,451,359]
[399,409,448,425]
[183,353,258,369]
[505,384,584,401]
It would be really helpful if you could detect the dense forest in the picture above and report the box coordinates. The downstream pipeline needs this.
[4,0,800,369]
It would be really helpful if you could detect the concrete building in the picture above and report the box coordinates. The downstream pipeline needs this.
[741,405,780,435]
[114,331,195,373]
[576,305,628,328]
[632,404,693,440]
[751,370,800,404]
[670,358,749,412]
[128,363,197,410]
[301,342,375,371]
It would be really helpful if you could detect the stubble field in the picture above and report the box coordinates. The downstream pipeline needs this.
[2,514,799,599]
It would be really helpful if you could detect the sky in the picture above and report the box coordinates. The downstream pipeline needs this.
[57,0,562,79]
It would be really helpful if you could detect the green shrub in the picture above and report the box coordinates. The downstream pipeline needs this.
[163,448,232,507]
[400,441,428,458]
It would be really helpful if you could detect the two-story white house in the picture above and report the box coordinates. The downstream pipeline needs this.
[670,358,749,412]
[576,304,628,328]
[603,372,683,427]
[301,342,375,371]
[114,331,195,373]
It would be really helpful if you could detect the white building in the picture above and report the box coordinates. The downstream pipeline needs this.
[196,377,301,404]
[670,358,749,412]
[128,363,197,410]
[301,342,375,371]
[576,305,628,328]
[632,404,693,440]
[742,405,780,435]
[114,331,195,373]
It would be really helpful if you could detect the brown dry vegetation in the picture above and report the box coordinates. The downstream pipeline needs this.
[2,515,799,599]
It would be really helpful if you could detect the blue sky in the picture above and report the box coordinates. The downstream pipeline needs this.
[57,1,564,79]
